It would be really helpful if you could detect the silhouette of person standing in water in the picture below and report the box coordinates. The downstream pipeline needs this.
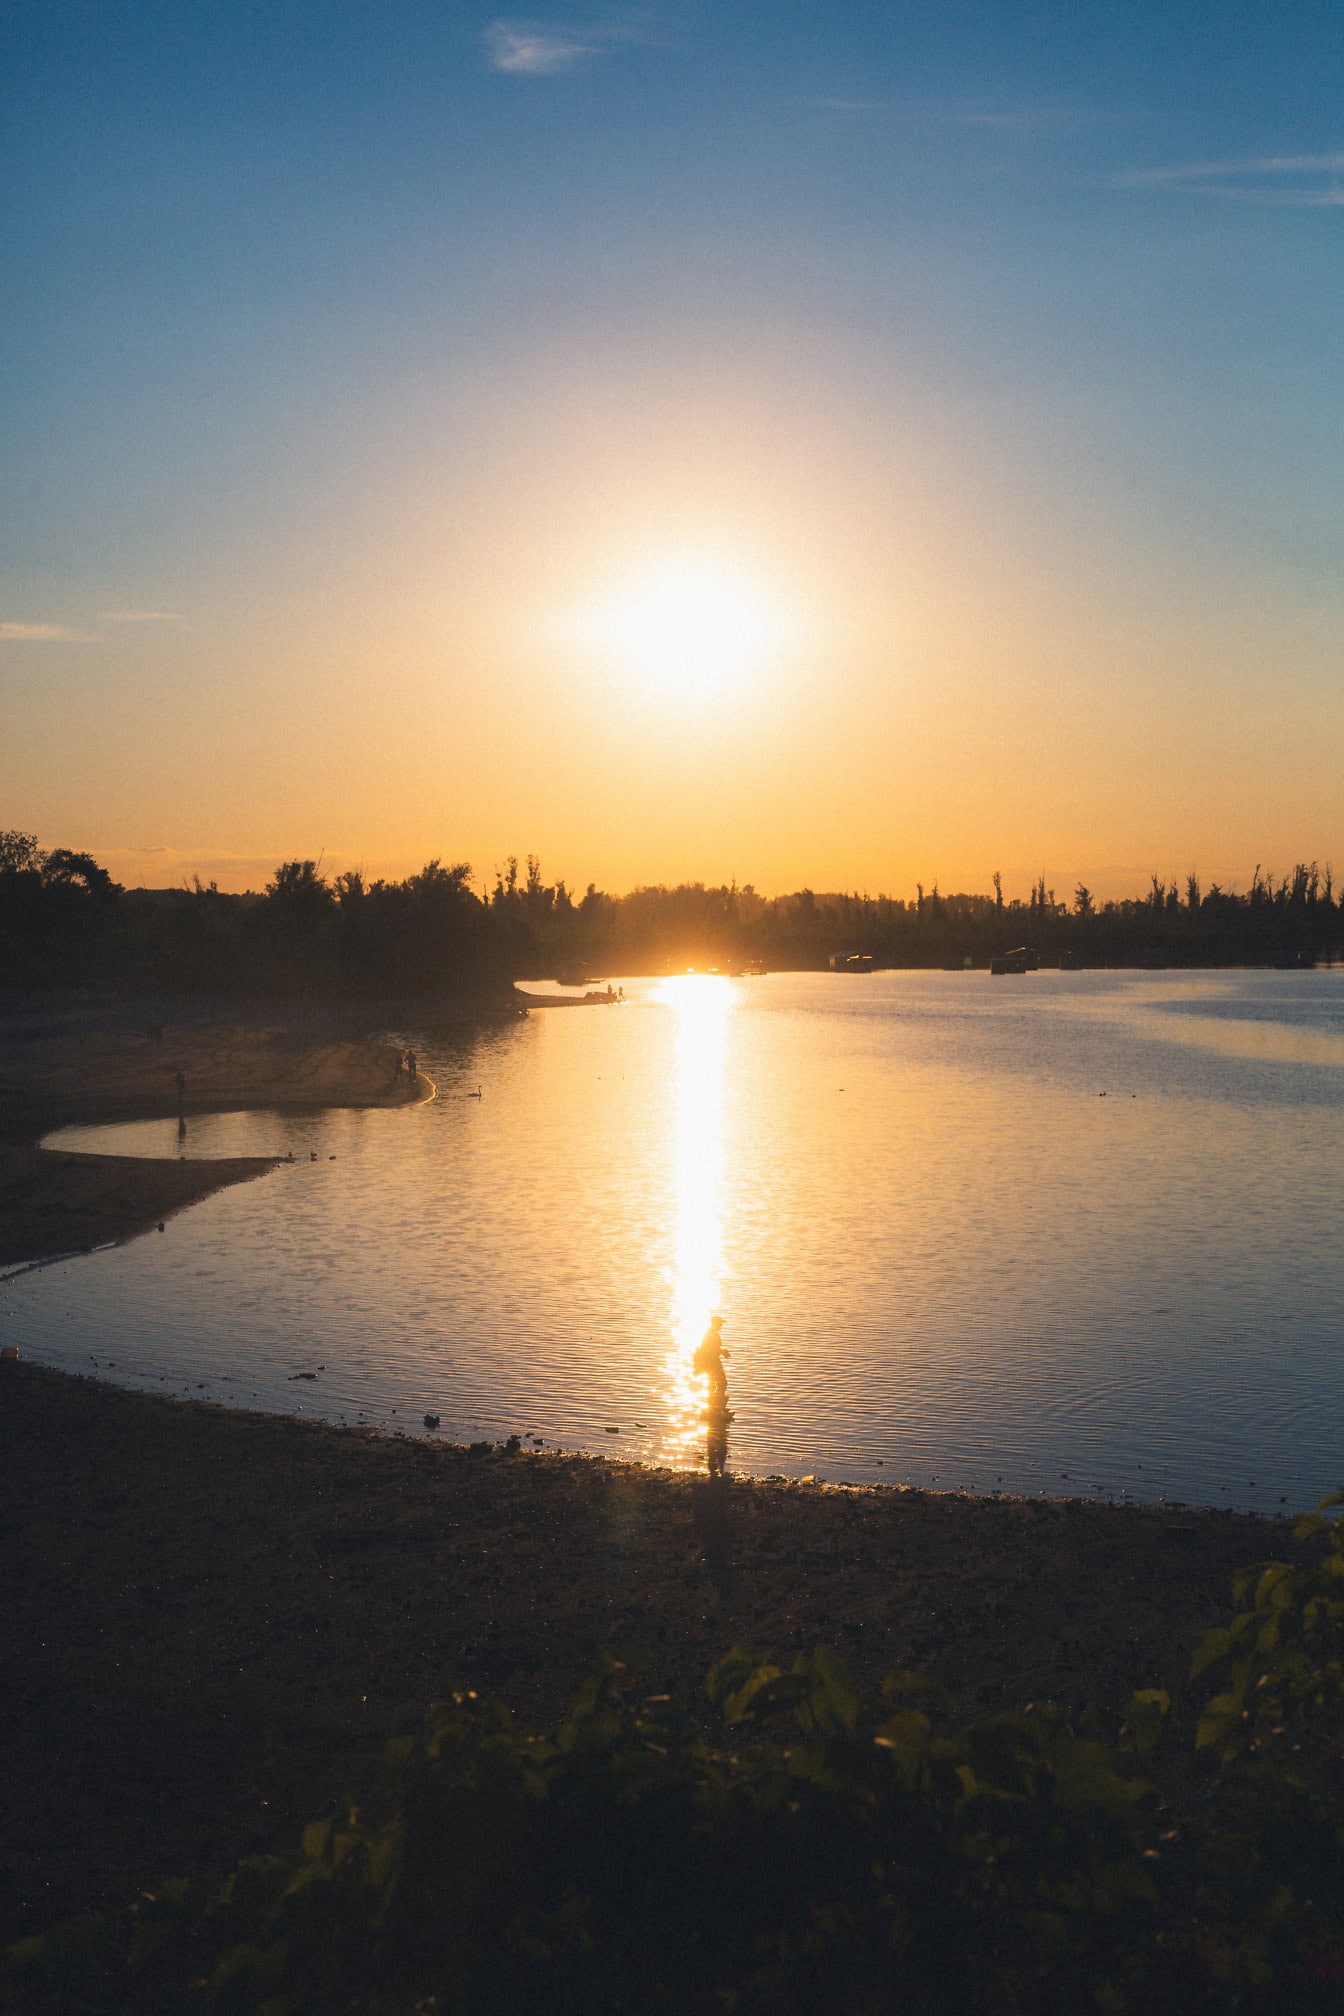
[693,1315,733,1478]
[694,1314,730,1400]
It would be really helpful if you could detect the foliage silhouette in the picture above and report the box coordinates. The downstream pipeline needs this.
[5,827,1344,993]
[11,1496,1344,2013]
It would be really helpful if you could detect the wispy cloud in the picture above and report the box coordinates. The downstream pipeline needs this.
[812,96,1075,132]
[485,15,649,75]
[813,97,890,114]
[102,847,423,895]
[0,621,95,642]
[98,608,180,622]
[1114,152,1344,204]
[102,846,294,893]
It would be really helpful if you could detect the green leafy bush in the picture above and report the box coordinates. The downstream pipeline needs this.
[12,1497,1344,2015]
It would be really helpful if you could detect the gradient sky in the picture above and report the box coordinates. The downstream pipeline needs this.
[4,1,1343,899]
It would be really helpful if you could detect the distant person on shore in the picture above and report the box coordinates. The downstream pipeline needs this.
[406,1049,417,1082]
[693,1314,730,1402]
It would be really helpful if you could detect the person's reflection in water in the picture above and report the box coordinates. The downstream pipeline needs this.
[705,1396,730,1480]
[692,1326,735,1591]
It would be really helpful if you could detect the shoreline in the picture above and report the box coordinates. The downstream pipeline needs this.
[0,1000,436,1269]
[1,1359,1291,1945]
[0,988,1320,1952]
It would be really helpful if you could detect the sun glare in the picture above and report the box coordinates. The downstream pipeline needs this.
[652,973,734,1461]
[578,556,790,702]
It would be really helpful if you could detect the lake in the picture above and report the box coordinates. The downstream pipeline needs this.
[5,970,1344,1511]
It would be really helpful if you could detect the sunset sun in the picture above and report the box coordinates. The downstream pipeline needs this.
[578,555,791,702]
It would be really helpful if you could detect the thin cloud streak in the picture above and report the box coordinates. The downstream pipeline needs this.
[102,847,430,894]
[813,97,891,113]
[487,23,601,73]
[98,609,180,622]
[1115,151,1344,204]
[1117,151,1344,185]
[1211,187,1344,206]
[812,96,1075,130]
[0,621,95,642]
[485,15,653,75]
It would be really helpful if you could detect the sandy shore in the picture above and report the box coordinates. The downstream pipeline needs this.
[1,1360,1288,1945]
[0,1002,433,1267]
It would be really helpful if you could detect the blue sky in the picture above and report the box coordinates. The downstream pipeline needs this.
[3,2,1342,895]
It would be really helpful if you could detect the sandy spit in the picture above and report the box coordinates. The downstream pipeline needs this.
[0,1002,433,1267]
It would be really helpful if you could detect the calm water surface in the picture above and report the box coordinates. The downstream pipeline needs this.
[6,971,1344,1511]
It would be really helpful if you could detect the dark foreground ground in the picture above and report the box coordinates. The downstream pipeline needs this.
[0,1362,1291,1947]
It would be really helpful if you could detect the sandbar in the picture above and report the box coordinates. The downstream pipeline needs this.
[0,1001,433,1268]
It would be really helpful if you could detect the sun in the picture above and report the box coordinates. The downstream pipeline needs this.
[578,555,791,702]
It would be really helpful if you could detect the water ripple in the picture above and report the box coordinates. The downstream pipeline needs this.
[6,971,1344,1510]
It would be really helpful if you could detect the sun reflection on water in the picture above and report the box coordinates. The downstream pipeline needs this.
[652,974,734,1459]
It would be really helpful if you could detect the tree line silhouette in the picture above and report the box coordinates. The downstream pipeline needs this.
[3,829,1342,995]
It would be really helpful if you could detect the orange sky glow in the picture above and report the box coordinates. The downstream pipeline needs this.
[7,10,1344,908]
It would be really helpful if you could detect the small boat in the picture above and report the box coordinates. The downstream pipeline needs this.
[990,946,1038,975]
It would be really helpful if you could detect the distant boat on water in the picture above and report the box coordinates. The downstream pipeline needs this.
[990,946,1039,975]
[830,951,875,973]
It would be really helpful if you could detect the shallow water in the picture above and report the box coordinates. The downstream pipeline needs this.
[5,970,1344,1510]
